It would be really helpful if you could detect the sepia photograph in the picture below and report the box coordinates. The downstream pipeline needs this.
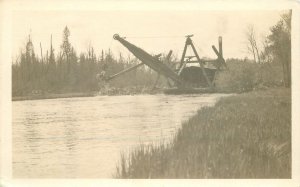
[1,0,300,186]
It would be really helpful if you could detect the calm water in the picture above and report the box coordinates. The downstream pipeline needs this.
[13,94,225,178]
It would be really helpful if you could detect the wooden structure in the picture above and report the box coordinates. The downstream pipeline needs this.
[105,34,226,90]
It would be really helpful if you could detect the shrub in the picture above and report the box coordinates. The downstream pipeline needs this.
[215,59,283,93]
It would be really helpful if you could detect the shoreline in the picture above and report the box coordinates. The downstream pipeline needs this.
[12,87,242,101]
[12,90,162,101]
[115,87,291,178]
[12,87,157,101]
[12,92,97,101]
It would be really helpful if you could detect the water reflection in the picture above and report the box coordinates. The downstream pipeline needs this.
[13,94,226,178]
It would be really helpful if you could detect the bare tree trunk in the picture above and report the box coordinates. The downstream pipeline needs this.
[246,25,261,64]
[254,41,261,64]
[250,45,257,63]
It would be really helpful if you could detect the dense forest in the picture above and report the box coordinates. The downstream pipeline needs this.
[12,27,160,97]
[12,11,291,97]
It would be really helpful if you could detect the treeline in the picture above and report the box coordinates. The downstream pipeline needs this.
[244,10,291,88]
[215,11,291,92]
[12,27,158,97]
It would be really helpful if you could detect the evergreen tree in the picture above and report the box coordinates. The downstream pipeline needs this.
[266,11,291,87]
[61,26,71,59]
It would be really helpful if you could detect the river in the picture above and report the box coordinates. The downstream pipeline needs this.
[12,94,226,178]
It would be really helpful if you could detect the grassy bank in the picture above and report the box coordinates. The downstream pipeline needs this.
[115,88,291,178]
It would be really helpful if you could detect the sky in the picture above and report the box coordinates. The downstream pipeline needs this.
[12,10,284,61]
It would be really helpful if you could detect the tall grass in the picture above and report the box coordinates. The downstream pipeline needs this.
[115,88,291,178]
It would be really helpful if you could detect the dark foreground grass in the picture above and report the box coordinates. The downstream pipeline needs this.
[115,88,291,178]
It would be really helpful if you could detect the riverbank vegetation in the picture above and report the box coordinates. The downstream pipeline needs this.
[115,88,291,178]
[214,58,284,93]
